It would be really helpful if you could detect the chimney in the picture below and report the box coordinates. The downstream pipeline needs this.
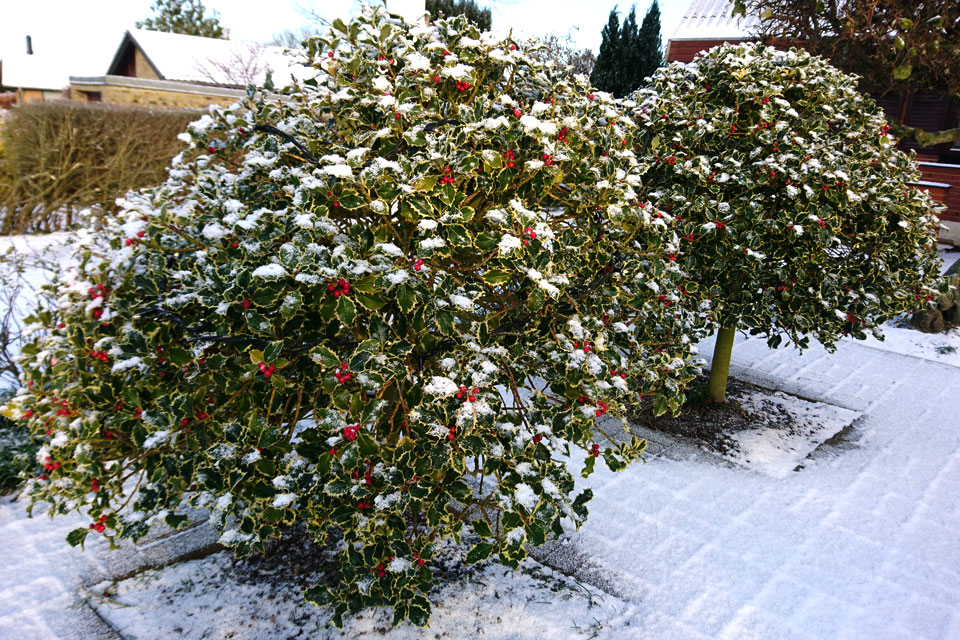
[26,35,33,55]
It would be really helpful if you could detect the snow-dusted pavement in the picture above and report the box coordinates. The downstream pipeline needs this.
[2,332,959,638]
[561,332,960,639]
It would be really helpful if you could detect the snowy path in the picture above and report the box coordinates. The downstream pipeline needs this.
[556,333,960,639]
[1,334,958,638]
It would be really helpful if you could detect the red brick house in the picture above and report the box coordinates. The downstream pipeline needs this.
[666,0,960,245]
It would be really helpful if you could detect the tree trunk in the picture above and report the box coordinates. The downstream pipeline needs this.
[708,326,736,404]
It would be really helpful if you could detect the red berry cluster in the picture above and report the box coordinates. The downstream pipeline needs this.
[89,514,108,533]
[357,500,371,510]
[372,561,388,578]
[455,385,478,402]
[439,166,454,184]
[503,149,516,169]
[880,123,892,137]
[816,218,826,229]
[90,350,109,363]
[327,278,351,298]
[557,127,569,144]
[124,231,145,246]
[542,153,553,166]
[43,456,61,471]
[715,220,725,230]
[412,552,425,567]
[447,426,456,441]
[594,401,608,418]
[343,424,360,441]
[258,362,276,378]
[414,258,425,271]
[454,80,472,92]
[90,478,100,492]
[609,369,627,379]
[572,340,591,353]
[590,443,601,458]
[335,361,352,384]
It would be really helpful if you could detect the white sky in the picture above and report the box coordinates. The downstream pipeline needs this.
[1,0,689,80]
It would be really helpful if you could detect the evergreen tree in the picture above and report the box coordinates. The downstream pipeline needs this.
[591,8,621,95]
[618,6,640,97]
[636,1,663,84]
[425,0,492,31]
[591,3,662,98]
[136,0,225,39]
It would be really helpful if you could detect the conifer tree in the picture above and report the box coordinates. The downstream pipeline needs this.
[618,6,640,97]
[591,8,621,95]
[591,3,663,98]
[636,0,663,84]
[136,0,225,39]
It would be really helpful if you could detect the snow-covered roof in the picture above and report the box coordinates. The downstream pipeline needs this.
[109,29,311,89]
[670,0,760,41]
[0,51,71,91]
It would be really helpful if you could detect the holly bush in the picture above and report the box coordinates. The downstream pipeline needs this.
[632,43,943,354]
[3,6,705,627]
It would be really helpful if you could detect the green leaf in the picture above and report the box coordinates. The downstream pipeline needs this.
[408,595,431,627]
[397,284,416,313]
[66,527,89,547]
[310,345,339,368]
[337,296,357,325]
[263,340,284,363]
[339,194,365,209]
[581,454,596,478]
[354,291,386,310]
[166,348,192,366]
[465,541,495,564]
[481,269,512,286]
[472,519,493,537]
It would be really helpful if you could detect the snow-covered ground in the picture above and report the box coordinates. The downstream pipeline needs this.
[725,389,860,478]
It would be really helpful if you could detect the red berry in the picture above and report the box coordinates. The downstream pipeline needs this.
[513,108,522,118]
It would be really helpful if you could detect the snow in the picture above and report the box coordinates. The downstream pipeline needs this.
[725,389,861,478]
[424,376,459,396]
[251,263,288,279]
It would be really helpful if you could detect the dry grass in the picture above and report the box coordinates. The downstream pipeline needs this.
[0,101,201,234]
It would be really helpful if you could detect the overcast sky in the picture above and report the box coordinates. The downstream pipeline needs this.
[2,0,689,78]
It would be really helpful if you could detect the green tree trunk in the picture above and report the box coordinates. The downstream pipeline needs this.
[708,326,736,403]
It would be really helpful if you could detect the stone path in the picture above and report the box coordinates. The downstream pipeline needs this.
[0,505,219,638]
